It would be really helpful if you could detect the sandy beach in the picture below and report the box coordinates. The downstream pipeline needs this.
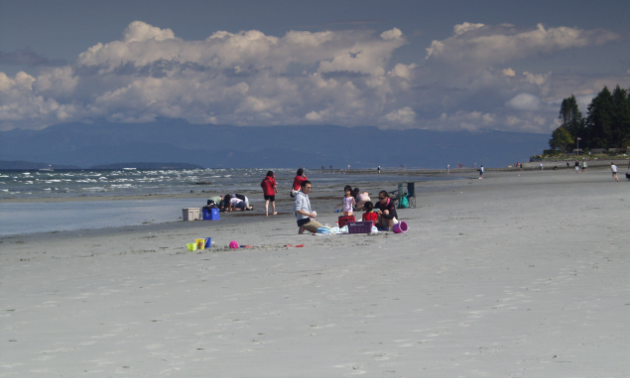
[2,169,629,377]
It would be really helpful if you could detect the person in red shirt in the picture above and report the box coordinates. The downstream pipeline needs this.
[261,170,278,216]
[291,168,307,197]
[362,201,378,225]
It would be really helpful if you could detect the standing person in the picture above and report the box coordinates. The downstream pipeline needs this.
[294,180,322,234]
[540,162,544,170]
[479,165,484,179]
[374,190,399,231]
[447,164,450,174]
[519,162,523,171]
[377,166,381,175]
[575,160,581,173]
[334,187,356,216]
[581,160,587,173]
[611,162,619,182]
[260,171,278,216]
[291,168,307,198]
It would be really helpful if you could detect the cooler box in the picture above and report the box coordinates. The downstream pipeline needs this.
[348,221,373,234]
[182,208,200,221]
[202,207,220,221]
[338,215,356,228]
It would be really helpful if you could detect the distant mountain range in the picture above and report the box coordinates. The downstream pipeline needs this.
[0,120,549,169]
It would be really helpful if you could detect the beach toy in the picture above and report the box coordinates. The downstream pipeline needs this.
[295,244,305,248]
[196,239,206,249]
[204,237,212,248]
[334,209,340,213]
[187,243,197,251]
[392,221,408,234]
[229,241,239,249]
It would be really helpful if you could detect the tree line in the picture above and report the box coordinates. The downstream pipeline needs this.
[549,85,630,152]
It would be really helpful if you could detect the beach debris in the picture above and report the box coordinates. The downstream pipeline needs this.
[193,182,213,185]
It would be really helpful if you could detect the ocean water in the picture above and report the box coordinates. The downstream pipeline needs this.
[0,168,457,236]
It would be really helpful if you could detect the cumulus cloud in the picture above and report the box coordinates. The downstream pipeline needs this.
[0,20,626,132]
[426,23,620,69]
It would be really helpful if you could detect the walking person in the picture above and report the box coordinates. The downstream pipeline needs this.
[611,162,619,182]
[574,160,580,174]
[479,165,484,179]
[261,170,278,216]
[581,160,587,173]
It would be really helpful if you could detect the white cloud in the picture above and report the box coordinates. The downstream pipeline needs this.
[383,107,416,125]
[425,23,619,69]
[502,68,516,77]
[506,93,541,111]
[0,21,626,133]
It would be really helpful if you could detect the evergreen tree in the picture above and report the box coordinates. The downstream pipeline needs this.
[558,95,583,139]
[548,126,574,152]
[585,87,614,148]
[610,85,630,148]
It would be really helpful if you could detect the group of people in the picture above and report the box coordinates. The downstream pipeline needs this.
[206,167,402,234]
[294,180,400,234]
[204,193,253,212]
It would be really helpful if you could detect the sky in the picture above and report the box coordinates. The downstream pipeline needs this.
[1,0,629,133]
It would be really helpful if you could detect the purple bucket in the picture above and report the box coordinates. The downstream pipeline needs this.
[392,221,408,234]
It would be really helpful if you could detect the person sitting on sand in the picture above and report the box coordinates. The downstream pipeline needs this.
[362,201,378,226]
[353,188,370,211]
[373,190,399,231]
[294,180,322,234]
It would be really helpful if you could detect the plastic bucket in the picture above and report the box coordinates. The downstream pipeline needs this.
[204,237,212,248]
[392,221,408,234]
[187,243,197,251]
[196,239,206,249]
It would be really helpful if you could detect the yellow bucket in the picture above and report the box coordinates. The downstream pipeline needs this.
[187,243,197,251]
[195,239,206,250]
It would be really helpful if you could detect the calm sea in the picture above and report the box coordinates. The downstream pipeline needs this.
[0,168,457,236]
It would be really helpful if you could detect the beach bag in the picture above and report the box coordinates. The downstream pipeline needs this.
[399,194,409,208]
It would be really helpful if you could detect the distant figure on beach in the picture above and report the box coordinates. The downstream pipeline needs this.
[627,159,630,169]
[479,165,484,179]
[374,190,399,231]
[291,168,308,198]
[261,171,278,216]
[447,164,450,174]
[520,163,523,171]
[335,186,356,216]
[224,194,253,211]
[611,162,619,182]
[566,162,570,169]
[540,163,543,170]
[294,180,322,234]
[581,161,587,173]
[377,166,381,175]
[575,160,580,173]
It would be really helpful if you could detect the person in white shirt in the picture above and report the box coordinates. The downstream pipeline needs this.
[611,162,619,182]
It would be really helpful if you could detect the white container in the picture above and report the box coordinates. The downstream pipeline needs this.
[182,208,200,221]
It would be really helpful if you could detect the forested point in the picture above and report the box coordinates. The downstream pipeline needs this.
[549,85,630,153]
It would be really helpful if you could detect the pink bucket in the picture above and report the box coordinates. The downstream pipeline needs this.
[392,221,408,234]
[229,241,239,249]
